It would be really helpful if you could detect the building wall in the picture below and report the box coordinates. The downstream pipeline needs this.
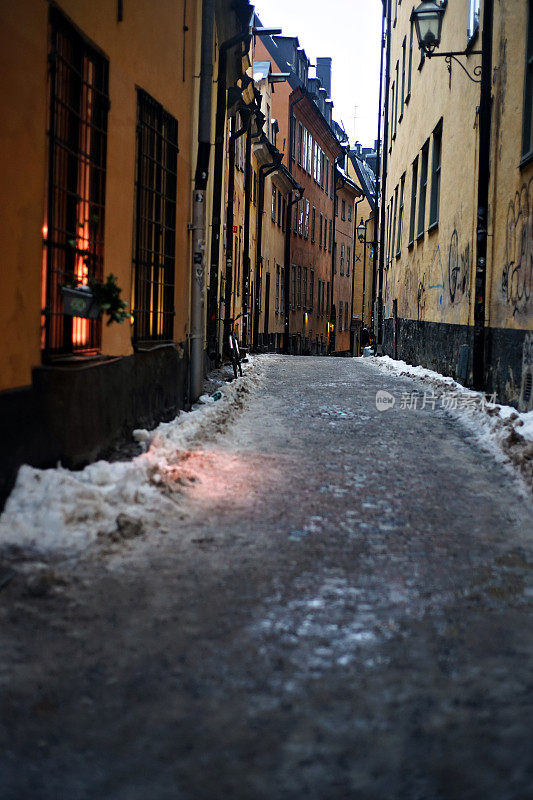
[333,181,357,353]
[0,0,198,392]
[382,0,533,404]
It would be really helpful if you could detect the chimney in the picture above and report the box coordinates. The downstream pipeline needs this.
[316,57,332,98]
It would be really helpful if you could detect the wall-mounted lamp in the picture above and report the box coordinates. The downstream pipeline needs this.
[412,0,481,82]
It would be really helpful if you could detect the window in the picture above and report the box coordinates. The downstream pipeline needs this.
[303,127,308,171]
[335,196,338,217]
[391,186,398,261]
[390,81,396,141]
[340,243,345,274]
[401,37,406,117]
[253,172,257,205]
[278,190,282,226]
[394,61,400,136]
[325,157,330,194]
[407,18,414,98]
[319,212,323,247]
[44,7,109,355]
[311,206,316,242]
[347,245,351,276]
[310,269,314,310]
[338,304,342,331]
[275,264,280,313]
[341,199,346,220]
[345,301,349,332]
[326,281,330,315]
[331,164,334,197]
[333,242,337,274]
[417,140,429,238]
[290,116,296,160]
[297,122,303,165]
[303,267,308,308]
[133,90,178,343]
[328,219,332,252]
[291,265,296,308]
[282,198,286,232]
[271,186,277,222]
[386,201,392,265]
[347,204,352,222]
[429,121,442,228]
[523,1,533,160]
[298,198,304,235]
[468,0,480,42]
[396,174,405,255]
[297,265,302,307]
[304,199,310,238]
[280,267,285,314]
[408,156,418,246]
[320,151,325,187]
[307,133,313,175]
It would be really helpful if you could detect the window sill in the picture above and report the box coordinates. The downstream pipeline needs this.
[395,251,401,259]
[416,230,425,242]
[408,239,414,250]
[520,150,533,170]
[427,220,439,234]
[398,112,403,124]
[405,92,411,105]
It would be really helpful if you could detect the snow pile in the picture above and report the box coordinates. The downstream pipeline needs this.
[0,358,264,556]
[370,356,533,489]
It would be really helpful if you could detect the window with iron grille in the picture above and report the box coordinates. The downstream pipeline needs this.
[523,0,533,160]
[133,90,178,343]
[43,7,109,356]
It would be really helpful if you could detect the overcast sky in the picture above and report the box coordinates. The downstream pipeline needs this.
[255,0,383,149]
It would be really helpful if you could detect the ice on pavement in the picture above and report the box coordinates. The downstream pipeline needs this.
[370,355,533,488]
[0,359,264,556]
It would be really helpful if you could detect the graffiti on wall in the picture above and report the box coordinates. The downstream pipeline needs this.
[501,179,533,317]
[447,229,470,304]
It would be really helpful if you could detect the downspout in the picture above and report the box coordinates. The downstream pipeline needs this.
[223,110,251,353]
[253,153,282,351]
[375,0,389,354]
[362,213,373,330]
[283,92,305,353]
[242,113,254,346]
[190,0,215,402]
[472,0,494,390]
[206,23,253,362]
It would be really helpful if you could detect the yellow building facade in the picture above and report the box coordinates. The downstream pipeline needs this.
[382,0,533,407]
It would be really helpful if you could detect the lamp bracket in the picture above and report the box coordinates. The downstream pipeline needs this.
[427,50,482,83]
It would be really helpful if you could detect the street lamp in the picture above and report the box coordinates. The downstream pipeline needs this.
[412,1,445,55]
[357,218,366,243]
[411,0,481,82]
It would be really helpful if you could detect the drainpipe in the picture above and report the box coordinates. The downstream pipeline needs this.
[241,114,254,346]
[190,0,215,402]
[223,109,251,354]
[375,0,389,354]
[283,92,305,354]
[253,152,282,351]
[472,0,494,390]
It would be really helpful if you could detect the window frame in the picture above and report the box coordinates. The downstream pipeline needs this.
[428,120,442,230]
[417,139,429,239]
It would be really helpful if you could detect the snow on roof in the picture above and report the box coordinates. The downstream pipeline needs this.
[253,61,271,82]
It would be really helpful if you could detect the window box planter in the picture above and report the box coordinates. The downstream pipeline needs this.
[61,285,100,319]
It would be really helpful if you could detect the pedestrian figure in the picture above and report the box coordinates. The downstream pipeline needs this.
[360,326,370,348]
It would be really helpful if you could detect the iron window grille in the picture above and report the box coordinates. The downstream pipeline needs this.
[429,121,442,229]
[523,0,533,161]
[133,89,178,343]
[43,7,109,357]
[417,140,429,238]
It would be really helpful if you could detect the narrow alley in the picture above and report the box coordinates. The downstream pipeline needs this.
[1,356,532,800]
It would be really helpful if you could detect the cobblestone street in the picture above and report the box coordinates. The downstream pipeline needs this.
[1,356,532,800]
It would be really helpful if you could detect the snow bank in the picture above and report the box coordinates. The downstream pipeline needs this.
[0,358,264,556]
[369,356,533,489]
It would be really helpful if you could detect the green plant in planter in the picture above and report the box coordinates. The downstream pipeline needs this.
[88,273,129,325]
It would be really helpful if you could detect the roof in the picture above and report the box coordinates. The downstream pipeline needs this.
[253,61,271,82]
[349,150,376,211]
